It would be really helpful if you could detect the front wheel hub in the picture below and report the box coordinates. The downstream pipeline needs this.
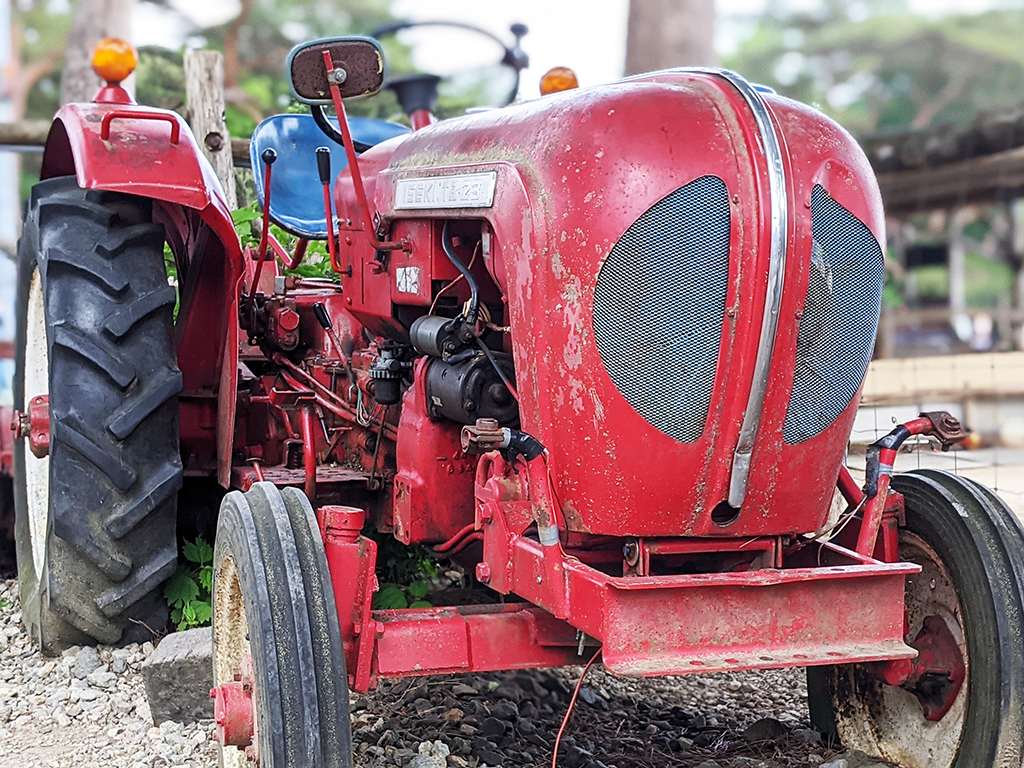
[870,614,966,721]
[27,394,50,459]
[12,394,50,459]
[211,658,255,751]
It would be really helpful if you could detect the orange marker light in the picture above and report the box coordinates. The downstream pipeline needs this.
[540,67,579,96]
[92,38,138,85]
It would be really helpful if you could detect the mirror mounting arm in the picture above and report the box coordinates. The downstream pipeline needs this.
[320,49,411,254]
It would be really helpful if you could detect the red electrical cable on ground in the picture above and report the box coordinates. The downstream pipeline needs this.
[551,650,602,768]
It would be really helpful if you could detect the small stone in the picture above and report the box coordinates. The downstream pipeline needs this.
[693,732,717,748]
[451,684,478,697]
[479,717,506,739]
[794,727,822,745]
[111,658,128,674]
[393,747,416,765]
[86,669,117,689]
[578,687,598,705]
[413,698,434,714]
[475,747,504,767]
[727,680,742,692]
[696,761,720,768]
[72,647,103,679]
[410,740,451,768]
[741,717,788,741]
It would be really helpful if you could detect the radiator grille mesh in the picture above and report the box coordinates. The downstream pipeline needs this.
[593,175,730,442]
[783,185,884,443]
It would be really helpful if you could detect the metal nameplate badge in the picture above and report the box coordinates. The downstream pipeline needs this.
[394,171,498,210]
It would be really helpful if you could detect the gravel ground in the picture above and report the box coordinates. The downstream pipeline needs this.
[0,580,218,768]
[0,578,879,768]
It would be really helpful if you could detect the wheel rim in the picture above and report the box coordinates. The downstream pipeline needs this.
[834,531,968,767]
[24,267,50,575]
[214,554,258,768]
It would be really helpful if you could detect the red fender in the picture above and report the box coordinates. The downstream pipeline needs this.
[40,99,243,488]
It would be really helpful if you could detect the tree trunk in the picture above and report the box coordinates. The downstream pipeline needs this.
[626,0,715,75]
[60,0,135,104]
[184,51,237,210]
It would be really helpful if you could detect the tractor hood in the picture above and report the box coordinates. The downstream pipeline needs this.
[339,70,885,538]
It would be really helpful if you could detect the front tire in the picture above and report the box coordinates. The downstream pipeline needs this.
[15,177,183,652]
[807,470,1024,768]
[213,484,351,768]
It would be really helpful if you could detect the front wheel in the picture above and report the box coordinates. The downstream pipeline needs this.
[14,177,182,652]
[807,470,1024,768]
[212,483,352,767]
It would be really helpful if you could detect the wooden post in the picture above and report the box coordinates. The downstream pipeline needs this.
[948,208,971,316]
[184,50,237,210]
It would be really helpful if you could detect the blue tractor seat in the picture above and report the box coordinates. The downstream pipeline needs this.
[249,113,411,240]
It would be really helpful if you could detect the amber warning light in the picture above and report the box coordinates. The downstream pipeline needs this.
[92,38,138,85]
[540,67,579,95]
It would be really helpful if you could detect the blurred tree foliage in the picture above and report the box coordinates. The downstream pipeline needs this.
[14,0,72,121]
[725,0,1024,135]
[195,0,408,134]
[15,0,516,141]
[14,0,411,129]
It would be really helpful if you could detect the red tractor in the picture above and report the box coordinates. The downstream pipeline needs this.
[12,29,1024,768]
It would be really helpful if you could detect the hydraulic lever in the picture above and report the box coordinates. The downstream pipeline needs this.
[246,147,277,318]
[317,147,340,270]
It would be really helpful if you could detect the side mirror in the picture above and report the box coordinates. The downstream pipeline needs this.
[287,36,385,104]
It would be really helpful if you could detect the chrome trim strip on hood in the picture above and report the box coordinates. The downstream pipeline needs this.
[622,68,788,508]
[713,71,788,508]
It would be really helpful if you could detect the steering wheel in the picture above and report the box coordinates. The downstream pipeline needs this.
[371,21,529,109]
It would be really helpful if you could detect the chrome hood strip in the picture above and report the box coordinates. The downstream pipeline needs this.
[621,68,788,508]
[714,71,788,508]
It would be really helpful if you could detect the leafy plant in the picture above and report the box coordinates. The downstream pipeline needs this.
[165,537,214,631]
[163,242,180,320]
[231,200,337,281]
[371,535,439,610]
[373,580,432,610]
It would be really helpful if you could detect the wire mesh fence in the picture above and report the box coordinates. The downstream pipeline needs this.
[850,350,1024,513]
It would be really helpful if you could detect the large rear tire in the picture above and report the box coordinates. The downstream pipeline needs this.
[14,176,182,652]
[807,470,1024,768]
[213,483,352,767]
